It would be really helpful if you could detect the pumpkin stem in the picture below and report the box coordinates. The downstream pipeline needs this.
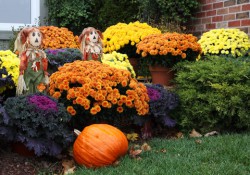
[74,129,81,136]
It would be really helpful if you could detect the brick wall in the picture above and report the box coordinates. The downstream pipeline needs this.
[188,0,250,37]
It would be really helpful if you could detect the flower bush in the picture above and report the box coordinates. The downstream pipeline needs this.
[136,32,202,67]
[39,26,79,49]
[0,93,74,157]
[0,50,20,93]
[49,60,149,129]
[198,28,249,57]
[102,21,161,58]
[145,84,179,127]
[45,48,82,74]
[102,51,136,78]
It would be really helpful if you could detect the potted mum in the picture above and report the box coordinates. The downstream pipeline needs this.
[136,32,202,86]
[102,21,161,73]
[101,51,136,78]
[0,93,74,157]
[198,28,249,57]
[49,60,149,130]
[45,48,82,74]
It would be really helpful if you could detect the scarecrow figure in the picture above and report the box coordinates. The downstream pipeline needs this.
[78,27,103,61]
[14,27,49,95]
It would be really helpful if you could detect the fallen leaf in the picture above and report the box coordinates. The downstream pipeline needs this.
[141,142,151,151]
[112,160,120,166]
[176,132,184,139]
[189,129,202,138]
[62,159,76,175]
[160,149,167,153]
[126,133,139,142]
[129,146,142,159]
[204,131,219,137]
[195,139,202,144]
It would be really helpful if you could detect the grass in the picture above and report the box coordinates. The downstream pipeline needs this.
[73,134,250,175]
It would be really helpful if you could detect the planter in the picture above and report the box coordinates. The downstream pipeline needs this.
[11,142,35,157]
[149,65,175,86]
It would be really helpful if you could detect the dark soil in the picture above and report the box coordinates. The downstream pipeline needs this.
[0,141,64,175]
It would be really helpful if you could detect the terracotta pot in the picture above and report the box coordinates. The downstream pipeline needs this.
[149,65,175,86]
[11,142,35,157]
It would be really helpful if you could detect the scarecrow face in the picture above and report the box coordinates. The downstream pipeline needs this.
[28,29,42,47]
[88,30,99,43]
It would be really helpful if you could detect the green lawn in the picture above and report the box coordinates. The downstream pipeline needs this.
[73,134,250,175]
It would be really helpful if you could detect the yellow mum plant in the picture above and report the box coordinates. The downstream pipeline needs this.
[39,26,79,49]
[102,51,136,78]
[136,32,202,67]
[103,21,161,58]
[0,50,20,93]
[49,60,149,128]
[198,28,250,57]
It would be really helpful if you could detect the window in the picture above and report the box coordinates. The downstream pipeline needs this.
[0,0,40,31]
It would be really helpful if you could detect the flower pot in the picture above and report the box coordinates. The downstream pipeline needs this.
[149,65,175,86]
[11,142,35,157]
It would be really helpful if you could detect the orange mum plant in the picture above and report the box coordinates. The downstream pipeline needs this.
[39,26,79,49]
[49,60,149,129]
[136,32,202,67]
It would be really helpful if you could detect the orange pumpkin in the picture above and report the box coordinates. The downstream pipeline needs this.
[73,124,128,168]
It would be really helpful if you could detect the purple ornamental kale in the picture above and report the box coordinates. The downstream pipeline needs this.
[28,95,58,112]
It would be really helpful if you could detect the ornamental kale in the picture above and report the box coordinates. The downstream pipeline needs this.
[0,93,74,157]
[145,84,179,127]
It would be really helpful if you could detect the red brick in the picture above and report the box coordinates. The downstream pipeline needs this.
[198,0,206,4]
[224,0,236,7]
[212,16,223,22]
[213,2,223,9]
[217,8,229,15]
[236,12,249,19]
[224,14,236,21]
[229,6,241,13]
[192,18,202,25]
[238,27,248,33]
[241,19,250,26]
[237,0,249,4]
[207,0,216,3]
[206,10,216,16]
[206,23,216,29]
[242,4,250,11]
[195,12,206,18]
[202,4,213,11]
[228,20,241,27]
[202,17,212,24]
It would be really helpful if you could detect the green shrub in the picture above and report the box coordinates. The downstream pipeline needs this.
[173,56,250,133]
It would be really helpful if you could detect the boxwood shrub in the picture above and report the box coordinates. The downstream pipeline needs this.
[173,56,250,133]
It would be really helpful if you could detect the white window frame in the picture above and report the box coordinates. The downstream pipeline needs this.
[0,0,40,31]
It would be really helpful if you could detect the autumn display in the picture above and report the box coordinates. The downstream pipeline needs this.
[39,26,79,49]
[49,60,149,128]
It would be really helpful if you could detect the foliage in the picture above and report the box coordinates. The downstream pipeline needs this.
[49,60,149,130]
[145,84,179,127]
[101,51,136,78]
[136,32,202,67]
[0,93,74,157]
[173,56,250,133]
[0,50,20,92]
[39,26,79,49]
[45,0,98,34]
[103,21,161,58]
[198,28,250,57]
[45,48,82,74]
[97,0,140,31]
[137,0,200,24]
